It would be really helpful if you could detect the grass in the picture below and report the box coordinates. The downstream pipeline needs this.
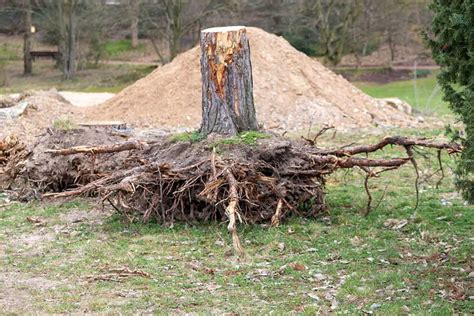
[356,71,452,116]
[53,118,77,131]
[0,131,472,314]
[171,130,207,143]
[214,131,269,146]
[0,60,154,94]
[104,39,146,58]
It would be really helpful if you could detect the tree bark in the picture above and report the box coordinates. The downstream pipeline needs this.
[23,0,32,75]
[64,3,76,80]
[129,0,140,49]
[200,26,258,136]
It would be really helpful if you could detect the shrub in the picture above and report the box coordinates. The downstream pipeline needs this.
[427,0,474,203]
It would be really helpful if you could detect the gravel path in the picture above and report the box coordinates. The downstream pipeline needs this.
[5,91,115,108]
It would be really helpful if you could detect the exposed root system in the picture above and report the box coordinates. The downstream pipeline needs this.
[0,128,462,255]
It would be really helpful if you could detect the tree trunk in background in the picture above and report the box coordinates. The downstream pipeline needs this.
[63,2,77,80]
[200,26,258,136]
[23,0,32,75]
[130,0,139,48]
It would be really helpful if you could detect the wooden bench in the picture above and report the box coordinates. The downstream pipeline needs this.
[30,51,61,61]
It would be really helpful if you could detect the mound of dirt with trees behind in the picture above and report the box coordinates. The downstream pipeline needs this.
[87,27,416,131]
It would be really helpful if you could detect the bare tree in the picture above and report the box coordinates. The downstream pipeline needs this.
[301,0,361,66]
[142,0,227,63]
[23,0,32,75]
[129,0,140,48]
[36,0,80,79]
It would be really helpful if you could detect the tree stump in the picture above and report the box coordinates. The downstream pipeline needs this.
[200,26,258,135]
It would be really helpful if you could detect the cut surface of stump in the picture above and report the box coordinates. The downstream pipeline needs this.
[200,26,258,135]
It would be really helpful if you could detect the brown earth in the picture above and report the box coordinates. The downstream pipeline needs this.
[86,27,417,131]
[0,90,84,143]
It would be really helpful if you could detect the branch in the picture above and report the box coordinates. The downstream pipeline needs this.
[317,136,463,156]
[45,140,147,156]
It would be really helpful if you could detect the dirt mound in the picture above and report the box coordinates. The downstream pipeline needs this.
[0,90,83,143]
[87,27,416,131]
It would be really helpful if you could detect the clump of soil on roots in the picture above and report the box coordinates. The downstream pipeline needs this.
[2,127,462,255]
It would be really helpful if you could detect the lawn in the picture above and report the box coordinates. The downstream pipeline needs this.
[1,132,472,314]
[357,72,452,117]
[0,60,155,94]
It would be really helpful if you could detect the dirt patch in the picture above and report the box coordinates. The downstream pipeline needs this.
[0,271,63,313]
[59,208,108,225]
[87,27,416,131]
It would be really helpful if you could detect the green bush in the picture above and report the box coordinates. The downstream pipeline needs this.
[427,0,474,203]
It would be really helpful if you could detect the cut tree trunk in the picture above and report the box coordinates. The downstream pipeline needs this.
[200,26,258,136]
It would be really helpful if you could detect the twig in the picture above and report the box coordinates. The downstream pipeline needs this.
[301,125,335,145]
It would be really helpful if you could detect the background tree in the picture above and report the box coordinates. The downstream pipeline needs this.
[427,0,474,203]
[23,0,32,75]
[142,0,227,63]
[128,0,140,49]
[36,0,81,79]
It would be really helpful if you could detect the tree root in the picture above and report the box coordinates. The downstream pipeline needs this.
[0,131,462,254]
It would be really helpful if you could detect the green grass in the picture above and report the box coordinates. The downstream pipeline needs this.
[104,39,146,58]
[171,130,207,143]
[357,72,452,116]
[0,61,154,94]
[0,132,472,314]
[53,118,77,131]
[214,131,269,146]
[0,43,21,61]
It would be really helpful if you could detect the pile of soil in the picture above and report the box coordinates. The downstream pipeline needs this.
[87,27,416,131]
[0,90,82,143]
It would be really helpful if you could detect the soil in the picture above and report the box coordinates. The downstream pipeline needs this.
[86,27,416,131]
[0,90,86,144]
